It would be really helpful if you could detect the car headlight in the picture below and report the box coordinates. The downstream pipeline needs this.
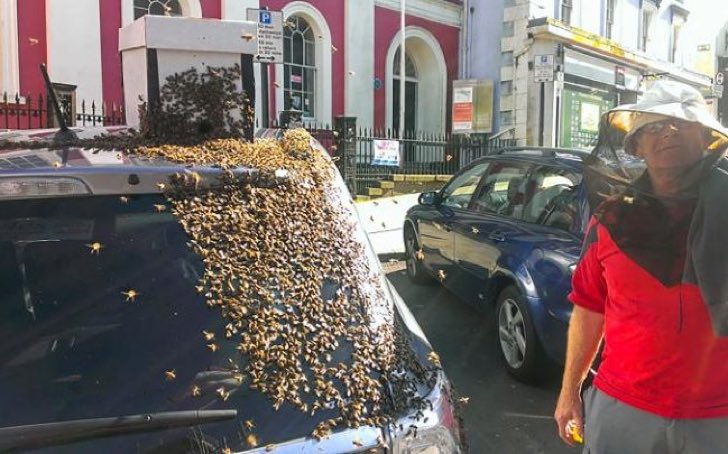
[393,425,460,453]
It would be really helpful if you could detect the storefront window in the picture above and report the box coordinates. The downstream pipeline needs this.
[559,84,615,149]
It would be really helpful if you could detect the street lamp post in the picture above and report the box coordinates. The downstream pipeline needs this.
[399,0,406,140]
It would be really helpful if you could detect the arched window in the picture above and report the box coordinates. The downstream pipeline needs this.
[283,16,316,118]
[392,48,418,133]
[393,48,418,79]
[134,0,183,20]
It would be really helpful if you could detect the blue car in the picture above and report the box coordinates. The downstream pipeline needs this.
[403,147,590,383]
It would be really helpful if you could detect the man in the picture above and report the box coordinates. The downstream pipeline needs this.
[554,81,728,453]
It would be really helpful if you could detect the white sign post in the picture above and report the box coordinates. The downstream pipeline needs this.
[371,139,401,167]
[534,55,555,83]
[246,9,283,64]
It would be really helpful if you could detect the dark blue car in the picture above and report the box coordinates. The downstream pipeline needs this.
[403,147,590,383]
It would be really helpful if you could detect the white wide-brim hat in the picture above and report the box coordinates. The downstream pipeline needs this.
[603,80,728,154]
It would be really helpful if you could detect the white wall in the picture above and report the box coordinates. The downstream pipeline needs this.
[345,0,375,128]
[221,0,259,20]
[46,0,104,124]
[0,0,20,96]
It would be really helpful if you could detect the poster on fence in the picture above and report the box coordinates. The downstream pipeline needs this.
[371,139,401,167]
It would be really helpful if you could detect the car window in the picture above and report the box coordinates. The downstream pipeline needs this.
[0,194,349,451]
[521,166,583,231]
[440,162,490,209]
[471,161,530,218]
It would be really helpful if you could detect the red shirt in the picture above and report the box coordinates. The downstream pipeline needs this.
[571,218,728,418]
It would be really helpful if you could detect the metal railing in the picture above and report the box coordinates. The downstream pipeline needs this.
[1,92,125,130]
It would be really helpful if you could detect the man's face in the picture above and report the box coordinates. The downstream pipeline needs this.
[633,119,707,171]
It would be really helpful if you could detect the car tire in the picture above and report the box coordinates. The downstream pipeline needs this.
[495,285,548,383]
[404,225,433,285]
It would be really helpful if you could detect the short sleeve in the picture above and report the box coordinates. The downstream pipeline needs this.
[569,218,607,313]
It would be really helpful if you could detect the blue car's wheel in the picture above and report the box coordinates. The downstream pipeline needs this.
[496,286,548,383]
[404,225,432,285]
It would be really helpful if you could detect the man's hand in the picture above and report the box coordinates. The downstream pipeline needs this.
[554,389,583,446]
[554,305,604,446]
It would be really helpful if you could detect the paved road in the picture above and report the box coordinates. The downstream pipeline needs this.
[384,262,577,454]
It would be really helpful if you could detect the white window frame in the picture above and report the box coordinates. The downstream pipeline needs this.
[0,0,20,98]
[122,0,202,27]
[275,2,332,124]
[639,3,657,52]
[283,15,317,118]
[670,14,686,63]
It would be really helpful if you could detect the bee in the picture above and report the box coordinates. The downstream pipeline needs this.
[153,204,167,212]
[85,242,104,255]
[202,330,215,341]
[445,154,453,162]
[165,369,176,381]
[471,226,480,235]
[156,183,166,191]
[242,33,256,41]
[331,44,338,53]
[222,447,232,454]
[245,433,258,448]
[28,37,39,45]
[427,351,442,368]
[119,196,129,204]
[216,387,230,401]
[52,161,62,168]
[207,343,219,352]
[191,385,201,396]
[265,444,276,452]
[352,439,363,447]
[415,249,425,261]
[437,269,446,282]
[121,289,140,302]
[244,419,255,430]
[457,396,470,405]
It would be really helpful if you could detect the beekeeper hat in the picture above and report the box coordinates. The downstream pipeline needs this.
[604,80,728,154]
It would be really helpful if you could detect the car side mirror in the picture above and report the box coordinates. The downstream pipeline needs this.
[419,191,439,206]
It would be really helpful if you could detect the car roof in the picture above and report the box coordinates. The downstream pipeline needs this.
[473,146,588,170]
[0,127,312,198]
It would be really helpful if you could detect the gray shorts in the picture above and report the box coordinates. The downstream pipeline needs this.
[583,387,728,454]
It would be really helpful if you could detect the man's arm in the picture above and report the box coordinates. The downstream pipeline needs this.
[554,305,604,446]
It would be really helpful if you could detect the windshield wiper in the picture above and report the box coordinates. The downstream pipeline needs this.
[0,409,237,450]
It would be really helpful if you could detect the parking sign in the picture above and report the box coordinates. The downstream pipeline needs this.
[259,11,272,24]
[247,9,284,64]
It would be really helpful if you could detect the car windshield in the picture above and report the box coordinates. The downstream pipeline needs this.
[0,190,398,452]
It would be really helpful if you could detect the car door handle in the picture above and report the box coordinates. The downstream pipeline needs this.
[489,231,505,242]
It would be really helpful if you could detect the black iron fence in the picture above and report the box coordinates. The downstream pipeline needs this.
[1,92,125,130]
[327,117,518,195]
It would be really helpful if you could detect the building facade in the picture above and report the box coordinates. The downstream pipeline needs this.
[0,0,462,132]
[494,0,716,147]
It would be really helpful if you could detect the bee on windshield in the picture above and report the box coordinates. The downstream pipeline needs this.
[245,433,258,448]
[121,289,140,303]
[86,242,104,255]
[165,369,176,381]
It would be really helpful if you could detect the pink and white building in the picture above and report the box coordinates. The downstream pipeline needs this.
[0,0,463,131]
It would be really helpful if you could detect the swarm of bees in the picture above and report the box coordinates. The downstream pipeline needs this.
[134,128,440,440]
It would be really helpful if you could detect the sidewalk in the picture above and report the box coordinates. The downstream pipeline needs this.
[354,193,420,256]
